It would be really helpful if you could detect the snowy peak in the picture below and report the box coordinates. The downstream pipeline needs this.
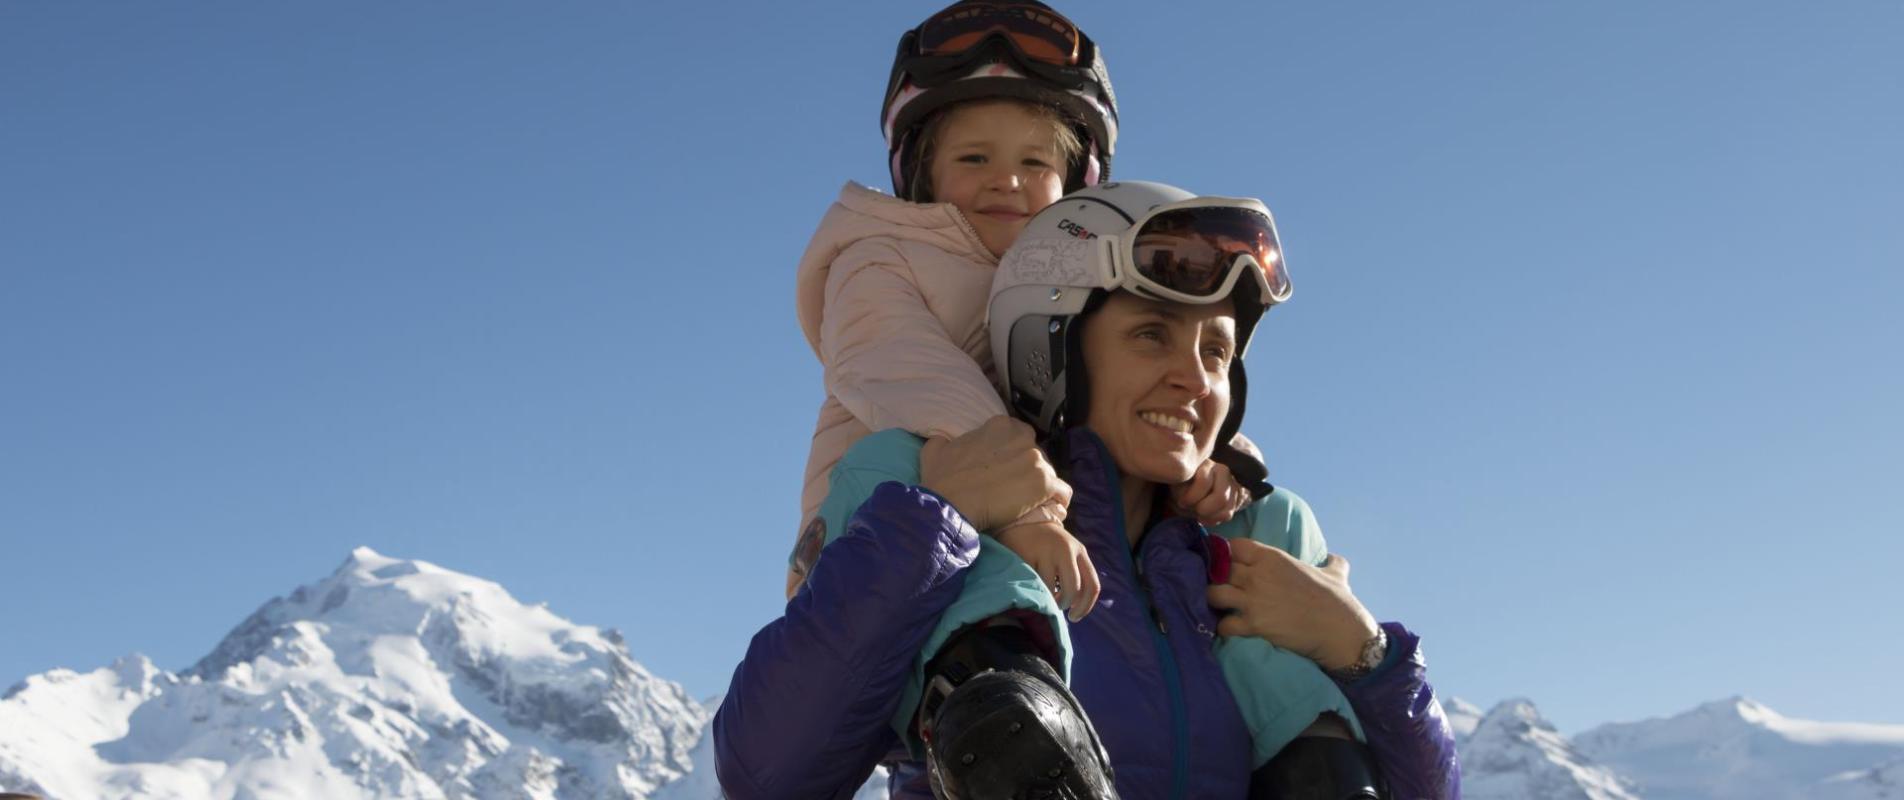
[1444,696,1484,742]
[1577,698,1904,800]
[191,547,613,681]
[1688,694,1780,728]
[1460,698,1641,800]
[1,548,709,800]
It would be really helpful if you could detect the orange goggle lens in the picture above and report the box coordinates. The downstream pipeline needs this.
[917,3,1081,66]
[1131,207,1291,304]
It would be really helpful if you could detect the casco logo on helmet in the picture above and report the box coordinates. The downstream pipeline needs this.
[1057,218,1096,239]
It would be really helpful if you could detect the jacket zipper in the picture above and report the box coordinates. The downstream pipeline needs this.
[1102,446,1191,800]
[944,207,998,264]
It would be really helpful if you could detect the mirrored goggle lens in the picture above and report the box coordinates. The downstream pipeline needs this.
[1131,206,1290,303]
[918,3,1081,65]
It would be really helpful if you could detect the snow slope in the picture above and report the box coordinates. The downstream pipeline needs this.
[653,695,890,800]
[0,548,706,800]
[1818,755,1904,800]
[1458,698,1641,800]
[1445,695,1485,742]
[1576,696,1904,800]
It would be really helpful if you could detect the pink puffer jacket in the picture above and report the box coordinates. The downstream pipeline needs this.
[794,181,1009,527]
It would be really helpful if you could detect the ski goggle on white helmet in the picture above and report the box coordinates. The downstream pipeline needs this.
[988,180,1292,435]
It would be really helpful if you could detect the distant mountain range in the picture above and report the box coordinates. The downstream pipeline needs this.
[1429,692,1904,799]
[3,549,1899,799]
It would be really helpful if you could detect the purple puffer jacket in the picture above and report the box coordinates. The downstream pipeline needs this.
[716,428,1459,799]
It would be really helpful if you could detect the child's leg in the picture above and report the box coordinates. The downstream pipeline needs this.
[816,510,1108,797]
[809,429,1103,795]
[895,535,1073,749]
[1219,637,1388,797]
[1249,735,1384,800]
[915,617,1113,799]
[1214,634,1366,770]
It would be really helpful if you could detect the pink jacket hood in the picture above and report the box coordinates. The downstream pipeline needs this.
[795,182,996,357]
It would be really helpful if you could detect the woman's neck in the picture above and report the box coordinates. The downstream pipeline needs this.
[1120,473,1155,547]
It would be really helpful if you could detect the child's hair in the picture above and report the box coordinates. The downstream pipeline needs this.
[906,98,1085,204]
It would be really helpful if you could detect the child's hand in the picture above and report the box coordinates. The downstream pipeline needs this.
[995,520,1100,622]
[1170,459,1251,526]
[921,416,1071,532]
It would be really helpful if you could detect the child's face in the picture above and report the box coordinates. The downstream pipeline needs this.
[927,101,1067,258]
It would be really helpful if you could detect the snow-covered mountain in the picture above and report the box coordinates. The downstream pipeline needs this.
[1440,693,1904,800]
[1457,697,1641,800]
[1445,695,1485,742]
[652,696,890,800]
[0,548,707,799]
[6,548,1903,800]
[1575,696,1904,800]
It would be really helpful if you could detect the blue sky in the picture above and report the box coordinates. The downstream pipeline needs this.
[3,2,1899,735]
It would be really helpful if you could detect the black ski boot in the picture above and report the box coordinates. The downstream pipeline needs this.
[1248,736,1385,800]
[917,623,1117,800]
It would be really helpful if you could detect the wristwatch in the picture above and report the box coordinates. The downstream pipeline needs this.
[1326,626,1389,682]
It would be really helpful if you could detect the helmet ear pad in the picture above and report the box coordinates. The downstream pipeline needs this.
[1000,289,1103,437]
[1055,290,1107,436]
[1210,359,1272,498]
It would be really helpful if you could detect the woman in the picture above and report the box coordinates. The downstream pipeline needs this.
[717,182,1459,799]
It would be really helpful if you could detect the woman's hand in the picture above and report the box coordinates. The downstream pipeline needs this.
[1170,459,1250,526]
[1206,541,1380,672]
[996,520,1102,622]
[920,416,1072,533]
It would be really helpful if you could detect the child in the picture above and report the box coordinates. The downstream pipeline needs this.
[781,4,1135,792]
[787,0,1138,618]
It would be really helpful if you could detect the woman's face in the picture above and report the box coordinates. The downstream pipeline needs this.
[1080,292,1237,486]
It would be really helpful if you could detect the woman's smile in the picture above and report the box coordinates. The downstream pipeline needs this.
[1138,409,1197,435]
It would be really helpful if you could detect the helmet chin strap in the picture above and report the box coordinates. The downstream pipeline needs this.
[1210,360,1272,499]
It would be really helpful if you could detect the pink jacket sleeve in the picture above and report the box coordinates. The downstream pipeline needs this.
[819,239,1007,440]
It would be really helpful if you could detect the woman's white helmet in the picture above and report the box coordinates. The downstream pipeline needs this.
[988,180,1289,484]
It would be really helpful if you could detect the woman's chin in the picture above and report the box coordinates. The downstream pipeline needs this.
[1123,454,1200,487]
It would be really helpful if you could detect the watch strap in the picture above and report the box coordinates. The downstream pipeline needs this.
[1325,626,1389,683]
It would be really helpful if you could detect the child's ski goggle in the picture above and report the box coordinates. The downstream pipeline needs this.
[914,2,1082,67]
[1105,198,1293,309]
